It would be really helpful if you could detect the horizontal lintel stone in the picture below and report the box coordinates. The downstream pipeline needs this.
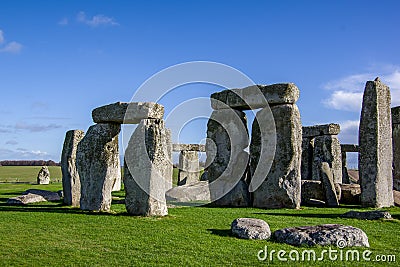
[173,144,206,152]
[302,124,340,138]
[341,144,359,153]
[92,102,164,124]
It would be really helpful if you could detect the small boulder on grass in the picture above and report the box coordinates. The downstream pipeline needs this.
[231,218,271,240]
[340,210,392,220]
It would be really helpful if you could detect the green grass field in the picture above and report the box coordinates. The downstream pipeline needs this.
[0,168,399,265]
[0,166,62,183]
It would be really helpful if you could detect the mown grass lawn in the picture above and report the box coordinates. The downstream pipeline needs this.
[0,166,62,183]
[1,183,400,266]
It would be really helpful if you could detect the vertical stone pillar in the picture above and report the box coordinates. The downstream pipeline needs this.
[251,104,302,209]
[178,150,200,185]
[359,78,393,208]
[61,130,85,207]
[392,106,400,191]
[301,137,314,180]
[341,150,350,184]
[206,109,250,207]
[312,135,342,184]
[123,119,171,216]
[77,123,121,212]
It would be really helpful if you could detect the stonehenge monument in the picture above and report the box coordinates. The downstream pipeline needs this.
[341,144,359,184]
[37,166,50,185]
[301,124,342,184]
[359,78,393,208]
[173,144,205,186]
[393,106,400,191]
[61,130,85,207]
[208,83,302,208]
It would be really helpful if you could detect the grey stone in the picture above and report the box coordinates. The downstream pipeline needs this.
[340,184,361,205]
[124,119,171,216]
[206,109,250,207]
[393,190,400,207]
[274,224,369,247]
[301,180,341,205]
[172,144,206,152]
[341,144,359,152]
[177,150,200,186]
[392,106,400,125]
[341,210,392,220]
[302,124,340,138]
[393,108,400,191]
[7,189,60,205]
[211,83,300,110]
[341,151,350,184]
[77,123,121,212]
[231,218,271,240]
[165,181,210,202]
[359,78,394,208]
[251,104,302,209]
[312,135,342,184]
[319,162,339,207]
[92,102,164,124]
[61,130,85,207]
[200,171,208,181]
[301,137,314,180]
[37,166,50,185]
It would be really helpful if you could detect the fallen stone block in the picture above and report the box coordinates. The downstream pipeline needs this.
[340,210,392,220]
[231,218,271,240]
[165,181,210,202]
[7,189,60,205]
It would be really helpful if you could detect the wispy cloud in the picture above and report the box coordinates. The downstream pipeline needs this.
[58,18,69,26]
[5,140,18,145]
[0,148,49,160]
[77,11,119,27]
[338,120,359,145]
[0,29,4,44]
[0,29,23,54]
[14,122,62,132]
[322,66,400,112]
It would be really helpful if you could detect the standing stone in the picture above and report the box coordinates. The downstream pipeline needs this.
[61,130,85,206]
[359,78,394,208]
[177,150,200,186]
[319,162,339,207]
[37,166,50,185]
[124,119,171,216]
[77,123,121,212]
[312,135,342,184]
[393,106,400,191]
[111,157,122,192]
[206,109,250,207]
[251,104,302,209]
[301,137,314,180]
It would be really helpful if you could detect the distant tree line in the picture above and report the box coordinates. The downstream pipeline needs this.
[0,160,60,166]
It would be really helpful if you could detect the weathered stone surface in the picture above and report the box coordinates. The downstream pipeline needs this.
[165,181,210,202]
[393,108,400,191]
[124,119,171,216]
[172,144,206,152]
[206,109,250,207]
[301,137,314,180]
[341,210,392,220]
[341,144,359,152]
[274,224,369,247]
[312,135,342,184]
[7,189,60,205]
[359,78,394,208]
[177,150,200,186]
[302,124,340,138]
[211,83,300,110]
[231,218,271,240]
[319,162,339,207]
[340,184,361,205]
[251,105,302,209]
[77,123,121,212]
[92,102,164,124]
[61,130,85,206]
[301,180,341,205]
[37,166,50,185]
[393,190,400,207]
[341,151,350,184]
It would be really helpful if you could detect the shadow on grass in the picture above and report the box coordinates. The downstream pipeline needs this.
[253,212,342,219]
[207,229,233,237]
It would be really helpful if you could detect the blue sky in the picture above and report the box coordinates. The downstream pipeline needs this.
[0,0,399,165]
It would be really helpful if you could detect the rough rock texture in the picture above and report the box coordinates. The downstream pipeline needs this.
[301,137,314,180]
[251,105,302,209]
[177,150,200,186]
[165,181,210,202]
[301,180,341,205]
[312,135,342,184]
[319,162,339,207]
[124,119,171,216]
[61,130,85,206]
[393,107,400,191]
[37,166,50,185]
[77,123,121,212]
[274,224,369,247]
[341,210,392,220]
[231,218,271,240]
[340,184,361,205]
[359,78,394,208]
[7,189,60,205]
[393,190,400,207]
[172,144,206,152]
[302,124,341,138]
[206,109,250,207]
[341,144,359,152]
[211,83,300,110]
[92,102,164,124]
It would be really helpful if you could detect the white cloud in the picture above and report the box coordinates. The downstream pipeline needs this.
[338,120,359,145]
[14,122,62,132]
[58,18,69,26]
[0,29,4,44]
[77,11,119,27]
[0,41,23,54]
[0,148,49,160]
[323,67,400,112]
[5,140,18,145]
